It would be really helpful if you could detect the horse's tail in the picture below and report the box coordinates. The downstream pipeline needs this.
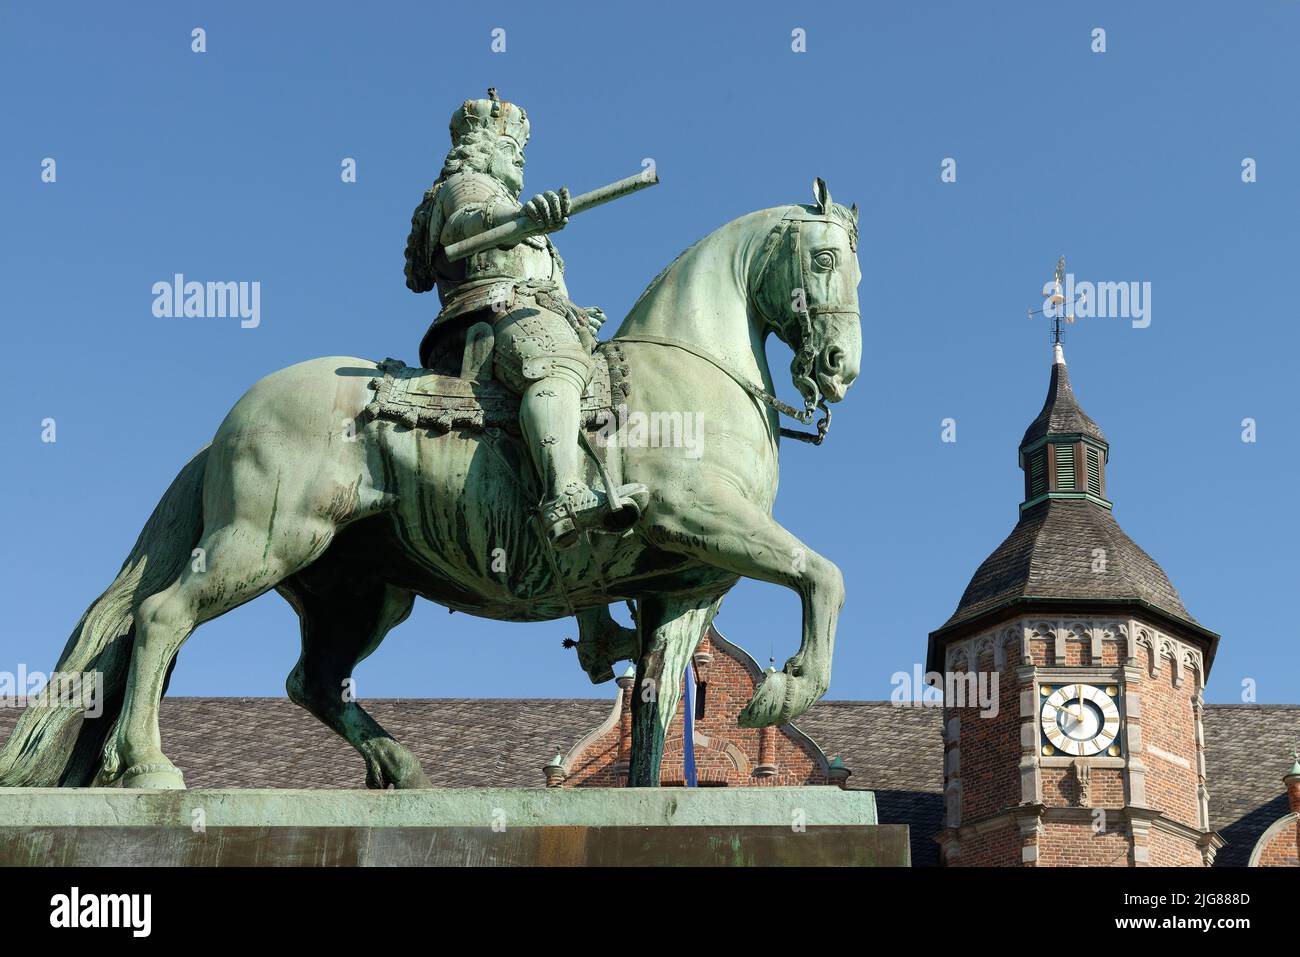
[0,447,209,787]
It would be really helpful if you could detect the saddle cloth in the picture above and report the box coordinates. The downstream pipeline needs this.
[360,340,631,435]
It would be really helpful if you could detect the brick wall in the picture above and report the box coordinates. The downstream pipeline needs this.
[1253,817,1300,866]
[949,824,1020,867]
[1147,826,1205,867]
[948,645,1020,822]
[938,615,1214,867]
[1038,822,1132,866]
[1042,766,1124,807]
[1136,640,1201,831]
[560,631,833,788]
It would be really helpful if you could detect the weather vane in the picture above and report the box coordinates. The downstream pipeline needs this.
[1027,255,1078,346]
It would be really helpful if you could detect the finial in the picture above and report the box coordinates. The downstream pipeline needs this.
[616,663,637,690]
[487,87,501,117]
[826,754,851,785]
[1050,256,1066,347]
[542,751,567,787]
[1031,256,1075,355]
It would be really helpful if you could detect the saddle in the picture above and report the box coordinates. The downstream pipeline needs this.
[360,323,643,548]
[359,325,631,436]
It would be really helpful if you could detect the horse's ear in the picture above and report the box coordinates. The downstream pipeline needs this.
[812,177,831,213]
[850,202,859,223]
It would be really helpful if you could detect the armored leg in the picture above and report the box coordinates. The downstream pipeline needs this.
[494,306,647,548]
[518,351,592,505]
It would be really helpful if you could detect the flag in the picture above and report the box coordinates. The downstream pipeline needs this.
[682,662,697,787]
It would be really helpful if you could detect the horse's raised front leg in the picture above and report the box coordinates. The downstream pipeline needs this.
[646,497,844,728]
[571,603,639,684]
[628,593,721,787]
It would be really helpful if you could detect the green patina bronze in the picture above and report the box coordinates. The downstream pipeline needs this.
[0,91,862,793]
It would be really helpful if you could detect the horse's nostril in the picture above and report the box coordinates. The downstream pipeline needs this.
[824,347,844,373]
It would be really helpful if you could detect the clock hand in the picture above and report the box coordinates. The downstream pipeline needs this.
[1051,703,1077,736]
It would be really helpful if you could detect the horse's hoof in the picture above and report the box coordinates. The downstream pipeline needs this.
[738,671,790,728]
[396,770,433,789]
[386,762,433,789]
[739,669,823,728]
[364,740,433,789]
[122,762,186,789]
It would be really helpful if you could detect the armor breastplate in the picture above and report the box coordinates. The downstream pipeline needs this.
[466,233,557,283]
[430,171,569,323]
[436,227,566,323]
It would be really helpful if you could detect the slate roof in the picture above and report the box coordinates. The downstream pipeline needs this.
[2,697,1293,867]
[1202,703,1300,866]
[1020,354,1105,448]
[793,701,944,866]
[941,497,1200,631]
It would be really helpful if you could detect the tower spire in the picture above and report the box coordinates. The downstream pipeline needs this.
[1019,258,1108,509]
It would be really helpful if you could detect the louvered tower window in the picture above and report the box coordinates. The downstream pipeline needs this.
[1054,444,1076,492]
[1027,449,1047,499]
[1086,447,1102,496]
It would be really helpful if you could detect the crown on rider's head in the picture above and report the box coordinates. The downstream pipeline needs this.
[450,87,530,147]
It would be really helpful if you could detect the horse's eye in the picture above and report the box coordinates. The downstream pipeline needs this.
[814,251,836,269]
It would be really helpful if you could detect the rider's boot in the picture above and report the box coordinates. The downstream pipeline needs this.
[520,364,648,549]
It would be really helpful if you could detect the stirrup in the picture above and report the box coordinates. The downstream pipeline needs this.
[541,481,650,549]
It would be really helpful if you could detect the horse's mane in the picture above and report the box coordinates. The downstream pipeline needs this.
[623,235,705,317]
[624,201,858,320]
[623,206,783,319]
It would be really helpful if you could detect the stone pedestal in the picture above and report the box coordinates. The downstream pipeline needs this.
[0,786,908,867]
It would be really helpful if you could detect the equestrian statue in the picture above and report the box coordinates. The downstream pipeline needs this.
[0,89,862,791]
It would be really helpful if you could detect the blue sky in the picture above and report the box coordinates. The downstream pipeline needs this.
[1,1,1296,705]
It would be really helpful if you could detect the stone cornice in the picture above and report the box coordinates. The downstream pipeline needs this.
[931,615,1207,692]
[929,602,1219,674]
[936,803,1221,861]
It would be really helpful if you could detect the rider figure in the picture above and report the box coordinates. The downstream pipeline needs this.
[404,89,647,549]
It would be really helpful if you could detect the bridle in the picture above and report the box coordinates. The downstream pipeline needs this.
[747,204,859,443]
[615,205,857,447]
[612,331,833,445]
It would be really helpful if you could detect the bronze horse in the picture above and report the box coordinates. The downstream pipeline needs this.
[0,180,861,790]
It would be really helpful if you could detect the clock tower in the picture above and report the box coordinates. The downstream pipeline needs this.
[928,328,1224,866]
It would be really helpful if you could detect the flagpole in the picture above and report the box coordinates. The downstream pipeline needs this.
[683,662,697,787]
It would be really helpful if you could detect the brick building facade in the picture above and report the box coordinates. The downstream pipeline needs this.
[542,627,849,789]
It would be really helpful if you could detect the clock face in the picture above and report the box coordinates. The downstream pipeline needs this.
[1040,683,1121,757]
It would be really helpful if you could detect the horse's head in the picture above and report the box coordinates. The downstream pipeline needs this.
[750,178,862,416]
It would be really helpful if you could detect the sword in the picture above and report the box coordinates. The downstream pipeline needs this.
[442,170,660,263]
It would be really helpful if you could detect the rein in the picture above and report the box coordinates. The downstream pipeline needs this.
[749,205,858,443]
[613,333,831,445]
